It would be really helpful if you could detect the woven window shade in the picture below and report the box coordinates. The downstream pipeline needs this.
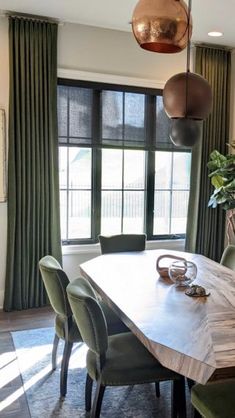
[58,84,190,152]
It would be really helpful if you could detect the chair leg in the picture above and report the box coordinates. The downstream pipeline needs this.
[91,380,106,418]
[155,382,160,397]
[171,377,186,418]
[60,341,73,398]
[52,334,60,370]
[85,373,93,412]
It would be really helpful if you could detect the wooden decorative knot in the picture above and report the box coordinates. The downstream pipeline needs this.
[156,254,187,279]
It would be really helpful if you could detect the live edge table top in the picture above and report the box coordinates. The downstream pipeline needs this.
[80,249,235,384]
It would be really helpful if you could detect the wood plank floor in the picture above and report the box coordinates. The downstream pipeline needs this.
[0,307,55,418]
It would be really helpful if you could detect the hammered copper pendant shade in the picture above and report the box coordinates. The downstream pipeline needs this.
[132,0,192,53]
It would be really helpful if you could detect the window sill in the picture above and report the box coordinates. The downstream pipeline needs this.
[62,238,185,256]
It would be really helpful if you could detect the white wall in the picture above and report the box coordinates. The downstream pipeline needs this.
[0,19,190,308]
[58,22,187,81]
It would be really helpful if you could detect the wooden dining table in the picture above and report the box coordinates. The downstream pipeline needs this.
[80,248,235,385]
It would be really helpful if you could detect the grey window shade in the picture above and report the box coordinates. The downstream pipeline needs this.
[156,96,173,150]
[101,91,146,148]
[58,83,189,151]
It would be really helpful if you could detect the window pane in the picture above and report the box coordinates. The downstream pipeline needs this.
[154,191,170,235]
[69,148,91,189]
[173,153,191,189]
[101,150,146,235]
[102,149,122,189]
[171,191,190,234]
[156,96,171,147]
[59,147,67,189]
[60,190,67,240]
[69,87,92,139]
[155,152,172,190]
[124,93,145,141]
[124,150,145,189]
[101,191,122,235]
[123,191,145,233]
[57,86,68,139]
[68,191,91,239]
[102,91,123,140]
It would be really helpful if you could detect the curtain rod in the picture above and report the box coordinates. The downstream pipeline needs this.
[0,10,64,26]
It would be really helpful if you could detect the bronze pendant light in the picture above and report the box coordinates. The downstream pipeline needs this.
[163,0,213,146]
[132,0,192,53]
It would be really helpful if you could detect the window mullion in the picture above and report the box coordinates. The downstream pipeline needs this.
[145,95,156,238]
[146,151,155,238]
[66,89,70,241]
[121,93,125,233]
[91,90,101,241]
[169,153,174,234]
[92,148,101,241]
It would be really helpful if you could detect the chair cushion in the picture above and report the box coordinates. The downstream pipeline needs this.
[55,315,82,343]
[100,300,129,335]
[192,380,235,418]
[87,332,180,386]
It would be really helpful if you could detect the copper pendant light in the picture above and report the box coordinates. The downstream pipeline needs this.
[163,72,212,120]
[132,0,192,53]
[162,0,212,146]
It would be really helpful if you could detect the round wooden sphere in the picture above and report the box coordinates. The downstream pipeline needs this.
[163,72,212,120]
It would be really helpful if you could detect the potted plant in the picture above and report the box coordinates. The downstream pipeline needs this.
[207,149,235,244]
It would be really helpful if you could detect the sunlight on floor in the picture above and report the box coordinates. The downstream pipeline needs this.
[15,343,53,373]
[0,340,87,412]
[0,350,20,389]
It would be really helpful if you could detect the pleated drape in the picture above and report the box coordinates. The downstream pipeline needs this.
[185,45,231,261]
[4,17,62,311]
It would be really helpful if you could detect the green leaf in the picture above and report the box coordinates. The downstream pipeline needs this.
[209,150,227,165]
[211,175,224,189]
[224,179,235,191]
[216,196,227,204]
[208,150,235,210]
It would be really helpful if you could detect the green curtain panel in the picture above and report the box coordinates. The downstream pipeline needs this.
[185,45,231,261]
[4,17,62,311]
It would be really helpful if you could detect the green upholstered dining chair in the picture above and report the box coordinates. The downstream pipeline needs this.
[39,255,128,398]
[99,233,146,254]
[220,245,235,271]
[98,232,162,396]
[67,277,186,418]
[191,380,235,418]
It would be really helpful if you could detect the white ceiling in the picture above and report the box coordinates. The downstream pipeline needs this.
[0,0,234,47]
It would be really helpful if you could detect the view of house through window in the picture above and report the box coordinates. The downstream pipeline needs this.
[58,80,191,244]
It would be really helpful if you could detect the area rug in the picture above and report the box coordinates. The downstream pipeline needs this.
[12,327,193,417]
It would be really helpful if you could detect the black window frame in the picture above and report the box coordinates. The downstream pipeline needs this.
[58,78,190,245]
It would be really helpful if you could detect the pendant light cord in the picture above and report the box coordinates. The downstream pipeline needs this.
[185,0,192,117]
[186,0,192,72]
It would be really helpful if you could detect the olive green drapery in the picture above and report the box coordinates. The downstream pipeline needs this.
[4,17,62,311]
[185,45,231,261]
